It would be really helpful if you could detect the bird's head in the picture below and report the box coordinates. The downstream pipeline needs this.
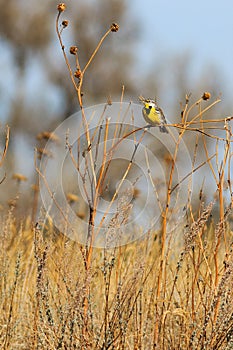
[139,96,156,110]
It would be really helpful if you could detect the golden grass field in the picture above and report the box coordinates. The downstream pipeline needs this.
[0,202,232,349]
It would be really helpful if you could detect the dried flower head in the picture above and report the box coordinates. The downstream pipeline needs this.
[74,69,82,79]
[12,173,27,182]
[62,20,69,28]
[202,92,211,101]
[110,23,120,32]
[70,46,78,55]
[57,3,66,12]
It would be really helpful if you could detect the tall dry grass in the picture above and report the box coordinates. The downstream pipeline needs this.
[0,201,232,349]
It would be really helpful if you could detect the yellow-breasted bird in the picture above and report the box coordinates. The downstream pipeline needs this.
[139,96,168,133]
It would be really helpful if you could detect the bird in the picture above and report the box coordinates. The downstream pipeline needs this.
[139,96,168,133]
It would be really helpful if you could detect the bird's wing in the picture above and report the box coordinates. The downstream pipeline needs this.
[157,106,167,124]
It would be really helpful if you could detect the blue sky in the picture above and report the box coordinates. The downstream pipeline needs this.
[129,0,233,199]
[131,0,233,97]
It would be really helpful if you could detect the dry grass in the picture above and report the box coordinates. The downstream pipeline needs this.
[0,205,232,349]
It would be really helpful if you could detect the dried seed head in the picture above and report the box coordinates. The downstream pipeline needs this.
[74,69,82,79]
[12,173,27,182]
[57,3,66,12]
[110,23,120,32]
[62,20,69,28]
[202,92,211,101]
[70,46,78,55]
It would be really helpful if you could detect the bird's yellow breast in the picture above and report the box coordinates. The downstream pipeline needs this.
[143,105,161,124]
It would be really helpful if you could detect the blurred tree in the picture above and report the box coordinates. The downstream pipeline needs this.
[0,0,138,205]
[0,0,137,135]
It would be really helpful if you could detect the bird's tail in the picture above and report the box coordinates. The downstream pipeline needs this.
[159,125,169,133]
